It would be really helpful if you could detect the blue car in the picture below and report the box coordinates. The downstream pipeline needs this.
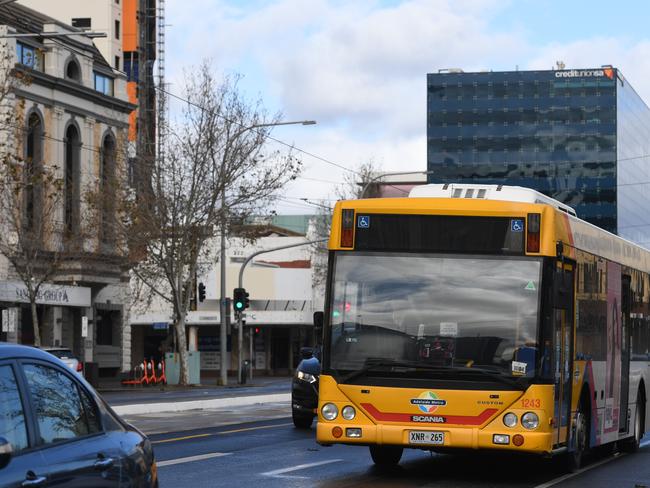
[0,343,157,487]
[291,347,321,429]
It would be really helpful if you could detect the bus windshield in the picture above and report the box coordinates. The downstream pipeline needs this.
[327,253,542,380]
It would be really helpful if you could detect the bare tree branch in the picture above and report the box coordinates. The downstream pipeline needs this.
[95,60,302,384]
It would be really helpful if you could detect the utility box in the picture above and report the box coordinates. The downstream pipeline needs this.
[164,352,200,385]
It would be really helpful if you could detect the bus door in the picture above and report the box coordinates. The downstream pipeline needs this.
[619,275,631,433]
[552,260,575,446]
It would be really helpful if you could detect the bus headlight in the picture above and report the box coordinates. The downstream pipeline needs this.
[322,403,338,421]
[503,413,518,428]
[341,406,356,420]
[522,412,539,430]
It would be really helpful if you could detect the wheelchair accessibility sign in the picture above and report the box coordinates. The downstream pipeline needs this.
[510,219,524,232]
[357,215,370,228]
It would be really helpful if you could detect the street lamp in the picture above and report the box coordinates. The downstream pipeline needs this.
[218,119,316,386]
[235,238,326,384]
[360,170,436,199]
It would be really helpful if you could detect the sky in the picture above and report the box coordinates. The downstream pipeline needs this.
[165,0,650,214]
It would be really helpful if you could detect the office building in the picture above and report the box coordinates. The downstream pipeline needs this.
[427,67,650,246]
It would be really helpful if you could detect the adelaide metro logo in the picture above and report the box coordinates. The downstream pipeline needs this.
[410,391,447,413]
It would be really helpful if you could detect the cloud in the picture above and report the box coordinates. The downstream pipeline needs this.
[165,0,650,214]
[262,0,526,136]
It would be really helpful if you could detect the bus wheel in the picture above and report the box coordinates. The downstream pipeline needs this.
[567,403,589,472]
[292,411,314,429]
[369,445,403,466]
[621,393,645,453]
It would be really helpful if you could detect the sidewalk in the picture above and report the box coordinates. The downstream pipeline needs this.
[100,375,292,416]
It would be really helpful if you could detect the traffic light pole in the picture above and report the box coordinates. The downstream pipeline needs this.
[236,238,326,384]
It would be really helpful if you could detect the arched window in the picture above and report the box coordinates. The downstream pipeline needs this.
[64,124,80,234]
[101,133,116,244]
[24,112,43,231]
[65,58,81,82]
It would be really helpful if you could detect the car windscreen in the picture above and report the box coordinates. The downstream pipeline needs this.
[326,253,542,379]
[46,349,75,359]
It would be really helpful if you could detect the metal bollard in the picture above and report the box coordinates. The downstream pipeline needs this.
[240,360,250,385]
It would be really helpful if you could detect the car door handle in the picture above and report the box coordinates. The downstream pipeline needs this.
[94,457,115,471]
[22,471,46,487]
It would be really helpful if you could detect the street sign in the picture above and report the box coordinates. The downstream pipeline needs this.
[81,316,88,338]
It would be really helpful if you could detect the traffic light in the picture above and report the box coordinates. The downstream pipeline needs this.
[198,282,206,302]
[233,287,250,313]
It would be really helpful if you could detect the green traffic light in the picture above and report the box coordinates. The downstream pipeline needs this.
[235,301,243,310]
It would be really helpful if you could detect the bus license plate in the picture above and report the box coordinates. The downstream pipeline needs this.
[409,431,444,445]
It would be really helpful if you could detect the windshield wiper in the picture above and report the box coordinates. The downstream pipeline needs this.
[456,367,526,389]
[339,360,527,388]
[339,359,457,384]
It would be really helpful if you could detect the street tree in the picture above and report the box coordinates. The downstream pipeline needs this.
[111,61,301,385]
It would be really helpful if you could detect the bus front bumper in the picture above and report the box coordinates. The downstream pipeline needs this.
[317,422,553,454]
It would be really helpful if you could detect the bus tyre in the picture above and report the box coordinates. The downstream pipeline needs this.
[567,401,589,472]
[369,445,403,466]
[292,411,314,429]
[621,393,645,453]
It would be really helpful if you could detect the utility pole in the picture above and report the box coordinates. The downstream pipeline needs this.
[218,120,316,385]
[236,239,326,384]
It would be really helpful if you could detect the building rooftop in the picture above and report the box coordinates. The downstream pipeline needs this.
[0,2,112,71]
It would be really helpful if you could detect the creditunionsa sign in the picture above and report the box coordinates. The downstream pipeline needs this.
[555,68,615,79]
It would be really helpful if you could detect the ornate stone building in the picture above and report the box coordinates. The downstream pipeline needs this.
[0,3,135,377]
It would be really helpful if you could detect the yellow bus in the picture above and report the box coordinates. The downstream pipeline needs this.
[316,184,649,470]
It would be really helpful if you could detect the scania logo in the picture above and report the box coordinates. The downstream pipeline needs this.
[554,68,614,80]
[411,391,447,413]
[412,415,446,423]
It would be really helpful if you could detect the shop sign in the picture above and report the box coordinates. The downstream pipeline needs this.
[0,281,91,307]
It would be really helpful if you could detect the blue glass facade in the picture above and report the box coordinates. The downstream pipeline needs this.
[616,74,650,247]
[427,68,650,246]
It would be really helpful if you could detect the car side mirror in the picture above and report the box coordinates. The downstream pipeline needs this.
[300,347,313,359]
[313,311,324,342]
[0,437,13,470]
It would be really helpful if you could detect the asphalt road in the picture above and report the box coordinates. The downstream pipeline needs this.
[143,415,650,488]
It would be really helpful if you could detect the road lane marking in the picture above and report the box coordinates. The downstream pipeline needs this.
[152,422,293,444]
[533,453,624,488]
[153,433,211,444]
[262,459,343,479]
[157,452,232,467]
[219,423,293,435]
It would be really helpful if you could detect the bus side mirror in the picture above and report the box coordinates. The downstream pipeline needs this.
[553,268,573,309]
[313,311,324,341]
[300,347,314,359]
